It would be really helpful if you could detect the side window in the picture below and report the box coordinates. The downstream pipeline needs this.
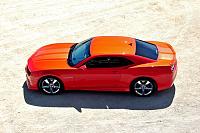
[86,57,133,68]
[86,57,110,68]
[109,57,133,67]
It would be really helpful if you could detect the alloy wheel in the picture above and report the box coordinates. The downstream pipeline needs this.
[40,77,61,94]
[134,79,154,96]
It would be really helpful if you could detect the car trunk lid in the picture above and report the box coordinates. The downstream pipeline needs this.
[148,41,176,61]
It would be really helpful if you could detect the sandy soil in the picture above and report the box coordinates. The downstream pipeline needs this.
[0,0,200,132]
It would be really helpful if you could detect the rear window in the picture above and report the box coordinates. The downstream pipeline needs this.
[135,39,158,60]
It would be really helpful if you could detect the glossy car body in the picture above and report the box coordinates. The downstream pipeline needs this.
[25,36,177,94]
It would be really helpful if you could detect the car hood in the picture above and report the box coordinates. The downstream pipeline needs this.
[28,43,75,72]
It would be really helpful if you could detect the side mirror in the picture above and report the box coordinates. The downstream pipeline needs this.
[79,65,86,70]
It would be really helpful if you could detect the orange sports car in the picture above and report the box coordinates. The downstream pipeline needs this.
[25,36,177,96]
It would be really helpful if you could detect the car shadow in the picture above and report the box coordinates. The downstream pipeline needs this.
[22,82,175,112]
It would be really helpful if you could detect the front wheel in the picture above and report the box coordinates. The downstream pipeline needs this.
[131,79,156,96]
[39,77,63,95]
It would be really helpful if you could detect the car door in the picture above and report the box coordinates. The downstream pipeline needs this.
[74,56,133,91]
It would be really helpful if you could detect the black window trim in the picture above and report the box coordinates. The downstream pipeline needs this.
[84,56,134,68]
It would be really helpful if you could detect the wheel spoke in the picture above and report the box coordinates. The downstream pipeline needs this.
[42,85,50,89]
[137,81,142,85]
[141,80,147,84]
[142,88,145,95]
[49,87,53,93]
[53,88,60,93]
[44,79,50,84]
[145,81,150,85]
[53,79,57,84]
[54,86,60,89]
[135,87,142,90]
[145,87,152,90]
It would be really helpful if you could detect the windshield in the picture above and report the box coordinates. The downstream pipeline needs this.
[68,38,92,66]
[135,39,158,60]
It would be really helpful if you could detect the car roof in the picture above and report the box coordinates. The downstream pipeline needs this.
[90,36,136,56]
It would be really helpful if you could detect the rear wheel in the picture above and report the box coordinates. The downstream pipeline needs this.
[39,77,63,95]
[131,78,156,96]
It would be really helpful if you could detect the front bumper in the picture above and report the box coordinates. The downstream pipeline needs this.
[25,65,39,90]
[26,74,38,90]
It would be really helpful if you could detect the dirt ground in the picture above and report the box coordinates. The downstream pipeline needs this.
[0,0,200,132]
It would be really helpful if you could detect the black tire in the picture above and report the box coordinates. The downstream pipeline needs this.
[38,76,63,95]
[130,78,157,96]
